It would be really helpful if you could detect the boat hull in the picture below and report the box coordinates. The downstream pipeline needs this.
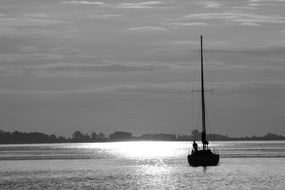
[187,150,219,167]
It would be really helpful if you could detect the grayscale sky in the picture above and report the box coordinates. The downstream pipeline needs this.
[0,0,284,137]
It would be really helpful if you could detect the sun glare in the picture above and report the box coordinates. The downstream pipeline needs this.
[79,141,189,159]
[110,141,180,159]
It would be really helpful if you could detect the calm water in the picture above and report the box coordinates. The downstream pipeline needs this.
[0,141,285,189]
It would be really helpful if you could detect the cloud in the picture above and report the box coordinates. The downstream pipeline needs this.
[91,82,194,96]
[0,27,19,36]
[89,14,124,19]
[246,0,285,7]
[184,12,285,25]
[1,80,275,96]
[0,13,68,37]
[127,26,167,31]
[62,1,107,6]
[0,15,65,27]
[0,81,194,95]
[116,1,162,9]
[163,22,207,27]
[0,53,63,63]
[18,46,39,53]
[19,61,169,77]
[164,40,197,47]
[194,1,222,8]
[240,22,260,26]
[53,47,82,54]
[249,0,285,2]
[0,65,23,76]
[62,0,163,9]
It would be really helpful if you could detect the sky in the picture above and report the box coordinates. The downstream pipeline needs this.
[0,0,284,137]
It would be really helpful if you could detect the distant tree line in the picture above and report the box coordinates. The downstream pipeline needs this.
[0,130,67,144]
[0,129,285,144]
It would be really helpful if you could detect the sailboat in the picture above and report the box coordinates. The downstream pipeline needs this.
[187,36,219,167]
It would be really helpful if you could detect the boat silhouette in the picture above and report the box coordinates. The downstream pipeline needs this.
[187,36,219,167]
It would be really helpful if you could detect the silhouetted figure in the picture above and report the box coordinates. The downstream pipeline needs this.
[193,141,198,152]
[201,131,209,149]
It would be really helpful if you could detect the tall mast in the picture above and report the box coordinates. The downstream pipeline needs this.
[200,35,207,149]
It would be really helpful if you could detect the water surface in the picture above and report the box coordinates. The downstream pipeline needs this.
[0,141,285,189]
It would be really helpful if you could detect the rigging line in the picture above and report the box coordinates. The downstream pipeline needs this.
[191,49,199,134]
[191,87,194,134]
[203,48,217,140]
[203,45,214,88]
[205,60,216,139]
[210,91,218,152]
[204,81,215,138]
[205,62,214,88]
[204,98,212,135]
[195,97,202,135]
[204,92,216,140]
[211,89,216,140]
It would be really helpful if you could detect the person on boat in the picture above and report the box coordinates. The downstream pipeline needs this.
[193,141,198,152]
[201,131,209,150]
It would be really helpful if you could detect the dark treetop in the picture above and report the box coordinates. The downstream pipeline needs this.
[0,129,285,144]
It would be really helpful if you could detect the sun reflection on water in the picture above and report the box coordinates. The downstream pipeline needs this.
[110,141,180,159]
[82,141,188,159]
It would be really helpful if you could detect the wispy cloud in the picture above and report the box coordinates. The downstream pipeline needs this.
[89,14,124,19]
[166,40,196,45]
[62,0,163,9]
[0,65,23,77]
[17,61,169,77]
[163,22,207,27]
[194,1,222,8]
[0,16,65,27]
[62,0,107,6]
[240,22,260,26]
[0,53,63,63]
[117,1,162,9]
[249,0,285,3]
[245,0,285,8]
[0,12,65,28]
[127,26,167,31]
[184,12,285,25]
[0,81,193,95]
[0,13,68,36]
[53,47,82,54]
